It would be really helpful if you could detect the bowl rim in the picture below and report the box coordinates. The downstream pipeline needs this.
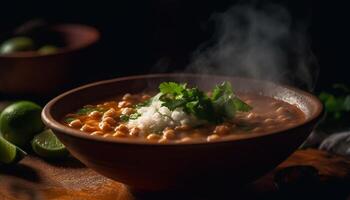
[42,73,324,146]
[0,23,100,59]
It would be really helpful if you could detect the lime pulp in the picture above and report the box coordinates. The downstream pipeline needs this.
[31,129,68,158]
[0,136,27,164]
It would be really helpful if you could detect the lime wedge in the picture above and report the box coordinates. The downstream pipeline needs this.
[31,129,68,159]
[0,136,27,164]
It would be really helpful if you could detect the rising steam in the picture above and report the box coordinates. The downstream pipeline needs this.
[187,3,318,91]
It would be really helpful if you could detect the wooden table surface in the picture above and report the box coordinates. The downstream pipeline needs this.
[1,149,350,200]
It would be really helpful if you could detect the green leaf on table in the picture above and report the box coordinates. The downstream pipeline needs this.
[343,95,350,111]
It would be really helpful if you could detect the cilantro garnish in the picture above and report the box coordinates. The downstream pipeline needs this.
[211,82,252,119]
[158,81,251,123]
[129,113,141,120]
[76,107,106,115]
[120,113,141,122]
[122,81,252,123]
[76,107,96,115]
[120,114,130,122]
[135,99,151,109]
[159,82,187,96]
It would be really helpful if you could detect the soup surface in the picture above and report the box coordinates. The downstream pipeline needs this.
[62,89,305,143]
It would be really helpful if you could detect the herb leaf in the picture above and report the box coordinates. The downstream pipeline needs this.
[157,81,250,123]
[161,99,187,111]
[233,98,252,112]
[129,113,141,120]
[159,82,186,96]
[211,81,252,119]
[76,107,96,115]
[120,112,141,122]
[64,117,76,123]
[75,107,107,115]
[120,114,129,122]
[135,99,151,109]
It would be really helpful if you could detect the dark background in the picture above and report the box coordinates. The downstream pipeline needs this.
[0,0,334,97]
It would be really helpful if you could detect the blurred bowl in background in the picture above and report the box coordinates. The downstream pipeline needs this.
[0,24,100,96]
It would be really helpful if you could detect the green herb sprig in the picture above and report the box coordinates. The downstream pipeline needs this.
[158,81,251,123]
[122,81,252,123]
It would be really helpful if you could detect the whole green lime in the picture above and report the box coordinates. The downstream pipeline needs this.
[0,101,44,148]
[0,37,35,54]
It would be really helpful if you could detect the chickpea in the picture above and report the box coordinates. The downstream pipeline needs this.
[213,125,230,135]
[99,121,113,132]
[141,94,151,100]
[158,138,168,143]
[69,119,82,128]
[122,93,133,101]
[263,118,274,125]
[89,111,102,119]
[147,133,161,140]
[175,124,191,131]
[91,131,104,135]
[191,132,202,138]
[276,107,288,114]
[270,101,280,107]
[118,101,131,108]
[103,133,113,138]
[252,127,262,133]
[129,127,140,137]
[180,137,192,143]
[207,134,220,142]
[113,131,127,137]
[266,125,275,130]
[81,124,97,132]
[102,117,117,126]
[245,99,253,105]
[277,115,285,119]
[163,127,173,132]
[246,112,256,119]
[85,119,99,126]
[115,124,129,134]
[103,108,117,118]
[103,101,118,107]
[163,129,176,139]
[279,117,290,123]
[121,107,134,115]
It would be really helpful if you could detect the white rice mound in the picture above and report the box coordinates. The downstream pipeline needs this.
[127,96,204,134]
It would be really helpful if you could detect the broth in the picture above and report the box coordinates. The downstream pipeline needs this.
[62,92,305,143]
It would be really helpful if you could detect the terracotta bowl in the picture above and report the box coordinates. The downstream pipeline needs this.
[42,74,323,192]
[0,24,100,96]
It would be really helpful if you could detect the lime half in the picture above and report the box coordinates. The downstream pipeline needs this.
[31,129,68,159]
[0,136,27,164]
